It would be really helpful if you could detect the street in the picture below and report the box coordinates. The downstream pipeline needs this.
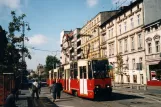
[36,87,161,107]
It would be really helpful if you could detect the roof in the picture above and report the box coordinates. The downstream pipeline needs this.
[81,10,118,29]
[100,0,143,28]
[143,19,161,28]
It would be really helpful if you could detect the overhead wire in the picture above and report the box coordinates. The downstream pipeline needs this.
[116,0,129,9]
[27,47,60,53]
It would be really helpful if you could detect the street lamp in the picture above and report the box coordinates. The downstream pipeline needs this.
[53,50,60,69]
[20,21,30,88]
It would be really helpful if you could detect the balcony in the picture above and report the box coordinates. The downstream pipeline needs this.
[77,45,81,49]
[77,53,81,57]
[77,38,81,42]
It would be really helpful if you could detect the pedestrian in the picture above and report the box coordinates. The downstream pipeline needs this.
[32,79,39,99]
[38,81,41,94]
[50,81,57,102]
[56,80,63,99]
[4,89,17,107]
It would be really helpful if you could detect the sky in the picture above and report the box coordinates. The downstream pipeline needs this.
[0,0,132,70]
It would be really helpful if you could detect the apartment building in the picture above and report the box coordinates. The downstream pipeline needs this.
[60,30,72,65]
[69,28,81,61]
[142,0,161,86]
[144,20,161,86]
[36,64,45,76]
[100,0,145,84]
[80,11,118,59]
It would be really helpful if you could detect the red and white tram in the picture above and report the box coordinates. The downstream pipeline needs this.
[47,58,112,99]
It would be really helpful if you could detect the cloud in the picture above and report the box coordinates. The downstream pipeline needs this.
[28,34,48,46]
[0,0,21,9]
[86,0,98,7]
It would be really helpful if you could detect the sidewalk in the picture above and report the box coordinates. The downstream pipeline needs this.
[113,83,161,97]
[16,90,30,107]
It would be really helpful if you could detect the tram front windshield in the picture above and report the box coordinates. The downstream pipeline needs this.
[91,60,109,79]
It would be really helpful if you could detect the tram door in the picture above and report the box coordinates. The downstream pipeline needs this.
[80,66,88,95]
[65,69,70,91]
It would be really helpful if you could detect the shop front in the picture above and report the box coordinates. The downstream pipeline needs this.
[147,60,161,86]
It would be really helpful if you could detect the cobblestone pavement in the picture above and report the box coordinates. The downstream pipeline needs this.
[16,99,28,107]
[16,90,30,107]
[113,83,161,98]
[4,86,160,107]
[39,87,161,107]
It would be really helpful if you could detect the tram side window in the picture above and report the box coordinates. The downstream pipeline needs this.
[74,69,78,79]
[79,66,87,79]
[74,62,78,79]
[83,66,87,79]
[54,73,57,79]
[80,67,83,79]
[88,65,92,79]
[70,70,74,79]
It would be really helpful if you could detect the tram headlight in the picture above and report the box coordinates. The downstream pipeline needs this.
[106,85,110,88]
[95,85,100,88]
[107,85,110,88]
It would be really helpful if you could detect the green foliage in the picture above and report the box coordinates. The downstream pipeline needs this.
[0,26,8,63]
[116,54,124,75]
[1,11,31,74]
[45,55,60,73]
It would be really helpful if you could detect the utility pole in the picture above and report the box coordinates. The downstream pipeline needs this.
[21,21,25,85]
[20,21,30,88]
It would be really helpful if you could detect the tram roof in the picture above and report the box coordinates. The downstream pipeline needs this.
[77,58,108,61]
[88,58,108,60]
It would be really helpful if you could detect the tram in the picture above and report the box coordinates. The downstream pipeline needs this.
[47,58,112,99]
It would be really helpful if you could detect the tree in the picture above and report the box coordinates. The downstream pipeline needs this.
[0,26,8,64]
[45,55,60,76]
[2,11,31,75]
[115,54,124,84]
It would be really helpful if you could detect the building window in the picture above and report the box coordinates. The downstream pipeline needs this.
[137,5,139,9]
[138,33,142,49]
[104,50,107,57]
[137,14,140,25]
[132,58,135,70]
[148,43,152,54]
[127,75,130,83]
[131,18,134,29]
[119,24,121,34]
[119,40,122,53]
[133,75,137,83]
[109,44,111,56]
[137,57,142,70]
[155,41,160,52]
[124,22,127,32]
[109,30,111,38]
[112,43,114,55]
[131,37,135,50]
[139,57,142,63]
[111,28,113,37]
[124,38,128,52]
